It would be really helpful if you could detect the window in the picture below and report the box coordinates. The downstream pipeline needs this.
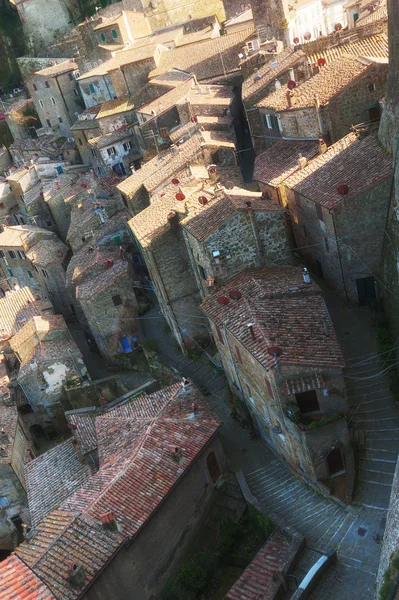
[368,83,376,91]
[123,141,132,151]
[42,269,49,278]
[78,138,83,146]
[51,97,56,105]
[17,250,26,259]
[68,72,73,81]
[316,203,324,222]
[8,251,16,259]
[0,497,9,508]
[112,294,122,306]
[107,146,116,156]
[7,269,13,277]
[265,378,274,398]
[323,237,329,252]
[295,389,320,413]
[265,113,272,129]
[113,235,122,245]
[111,29,118,38]
[27,270,34,279]
[39,99,44,108]
[0,250,4,258]
[235,346,242,364]
[265,113,279,129]
[303,225,307,237]
[206,452,221,482]
[46,119,51,128]
[33,83,37,91]
[88,83,95,94]
[58,117,63,123]
[294,190,301,206]
[100,32,106,41]
[91,148,97,157]
[45,80,50,88]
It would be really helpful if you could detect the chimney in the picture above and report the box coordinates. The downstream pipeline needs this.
[67,563,86,589]
[247,323,256,340]
[286,90,293,108]
[167,211,180,231]
[297,153,307,169]
[314,93,320,109]
[100,511,119,531]
[302,267,311,284]
[275,78,281,91]
[318,137,327,154]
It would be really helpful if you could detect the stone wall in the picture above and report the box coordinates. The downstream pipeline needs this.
[377,454,399,594]
[251,0,288,42]
[0,464,28,551]
[78,75,116,109]
[81,435,225,600]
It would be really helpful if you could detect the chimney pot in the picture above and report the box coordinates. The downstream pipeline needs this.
[297,153,307,169]
[286,90,292,108]
[302,267,311,284]
[247,323,256,339]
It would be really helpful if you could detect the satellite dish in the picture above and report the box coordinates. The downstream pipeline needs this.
[198,196,208,205]
[268,346,283,356]
[217,296,230,306]
[224,180,235,190]
[293,37,300,44]
[337,184,349,196]
[317,57,326,67]
[175,193,185,201]
[171,178,180,185]
[287,80,296,90]
[229,290,242,300]
[190,116,198,123]
[304,32,312,41]
[335,23,343,31]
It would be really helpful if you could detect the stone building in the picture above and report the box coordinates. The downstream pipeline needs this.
[28,61,83,140]
[4,99,39,142]
[281,132,392,305]
[251,0,290,42]
[201,267,355,501]
[10,314,88,424]
[0,398,33,555]
[0,225,71,316]
[376,457,399,596]
[256,54,388,148]
[0,381,224,600]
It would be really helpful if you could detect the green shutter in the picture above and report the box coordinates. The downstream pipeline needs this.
[100,32,106,42]
[113,235,122,245]
[7,269,13,277]
[112,29,118,38]
[28,271,33,279]
[89,83,95,94]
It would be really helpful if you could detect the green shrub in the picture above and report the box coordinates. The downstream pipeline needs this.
[143,338,159,352]
[218,515,243,556]
[379,551,399,600]
[194,550,219,577]
[160,581,187,600]
[177,560,207,594]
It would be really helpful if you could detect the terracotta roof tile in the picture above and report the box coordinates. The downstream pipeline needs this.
[35,60,78,78]
[76,259,128,300]
[25,439,91,526]
[137,76,193,116]
[257,55,380,111]
[254,140,319,187]
[25,238,69,267]
[87,127,134,150]
[356,0,387,26]
[284,132,393,208]
[226,532,291,600]
[0,287,53,340]
[0,555,55,600]
[307,32,388,64]
[201,268,345,369]
[149,28,256,80]
[242,48,306,102]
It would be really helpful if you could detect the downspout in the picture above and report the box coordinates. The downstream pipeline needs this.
[331,210,350,306]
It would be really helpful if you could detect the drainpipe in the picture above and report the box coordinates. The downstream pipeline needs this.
[331,210,350,306]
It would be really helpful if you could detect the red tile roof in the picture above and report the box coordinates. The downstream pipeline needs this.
[284,132,393,209]
[10,383,220,600]
[201,268,345,369]
[76,259,128,301]
[254,140,319,187]
[225,532,291,600]
[25,439,91,526]
[0,287,52,339]
[257,55,384,111]
[0,555,55,600]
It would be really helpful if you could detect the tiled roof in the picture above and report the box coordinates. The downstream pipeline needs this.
[201,130,235,147]
[254,140,319,187]
[242,48,306,102]
[35,60,78,78]
[87,127,133,149]
[11,315,68,360]
[78,43,165,81]
[93,12,122,30]
[225,8,253,27]
[0,225,50,249]
[225,532,291,600]
[76,259,128,300]
[201,268,345,369]
[307,32,388,64]
[284,132,393,208]
[66,194,121,243]
[70,119,101,132]
[149,71,190,87]
[26,238,69,267]
[25,439,91,526]
[117,132,204,197]
[65,413,97,454]
[137,76,193,116]
[5,97,33,116]
[18,337,83,373]
[66,247,121,287]
[3,382,220,600]
[0,399,18,464]
[0,287,52,339]
[149,28,256,80]
[95,98,131,119]
[257,55,380,111]
[0,555,55,600]
[356,0,387,26]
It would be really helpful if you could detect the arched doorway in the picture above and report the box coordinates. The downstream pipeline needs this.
[206,452,221,482]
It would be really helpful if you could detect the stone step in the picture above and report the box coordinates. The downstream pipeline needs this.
[358,471,393,486]
[359,459,396,474]
[363,431,399,440]
[367,439,399,451]
[364,449,398,462]
[352,483,391,509]
[356,406,399,418]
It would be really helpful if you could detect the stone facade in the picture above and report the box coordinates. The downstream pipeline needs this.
[376,455,399,595]
[282,177,391,305]
[78,75,116,109]
[251,0,289,42]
